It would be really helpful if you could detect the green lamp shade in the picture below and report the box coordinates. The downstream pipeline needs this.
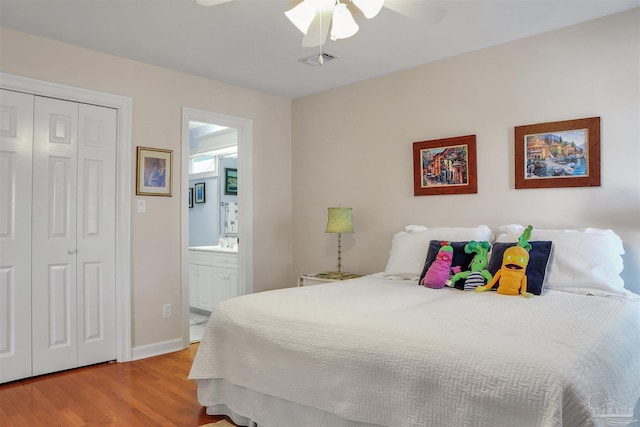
[326,207,353,234]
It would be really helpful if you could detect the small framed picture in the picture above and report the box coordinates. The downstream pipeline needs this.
[136,146,172,196]
[515,117,600,189]
[224,168,237,195]
[188,188,194,208]
[194,182,206,203]
[412,135,477,196]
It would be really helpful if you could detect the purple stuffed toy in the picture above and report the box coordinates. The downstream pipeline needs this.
[420,241,457,289]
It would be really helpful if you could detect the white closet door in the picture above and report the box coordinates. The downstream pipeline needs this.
[32,96,80,376]
[0,89,34,383]
[76,103,116,366]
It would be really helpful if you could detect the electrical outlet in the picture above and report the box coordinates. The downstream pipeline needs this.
[162,303,172,319]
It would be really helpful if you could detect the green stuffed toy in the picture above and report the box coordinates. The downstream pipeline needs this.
[446,240,492,290]
[477,225,533,298]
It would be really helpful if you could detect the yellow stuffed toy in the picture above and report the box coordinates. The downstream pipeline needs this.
[476,225,533,298]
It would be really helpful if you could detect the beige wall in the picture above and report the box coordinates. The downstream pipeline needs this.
[0,27,293,348]
[292,9,640,294]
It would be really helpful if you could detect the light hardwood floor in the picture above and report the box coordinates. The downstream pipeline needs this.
[0,343,237,426]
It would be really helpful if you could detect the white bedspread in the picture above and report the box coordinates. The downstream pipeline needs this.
[189,276,640,427]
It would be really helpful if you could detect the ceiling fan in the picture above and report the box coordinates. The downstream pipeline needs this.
[196,0,447,48]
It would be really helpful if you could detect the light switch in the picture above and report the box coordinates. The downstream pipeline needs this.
[137,199,146,213]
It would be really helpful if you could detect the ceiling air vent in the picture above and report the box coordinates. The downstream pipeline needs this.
[301,52,338,66]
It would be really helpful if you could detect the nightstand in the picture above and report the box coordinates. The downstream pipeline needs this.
[298,272,361,286]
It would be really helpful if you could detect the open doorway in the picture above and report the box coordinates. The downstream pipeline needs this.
[187,121,237,342]
[181,107,253,347]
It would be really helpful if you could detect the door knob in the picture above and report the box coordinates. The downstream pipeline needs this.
[68,249,77,255]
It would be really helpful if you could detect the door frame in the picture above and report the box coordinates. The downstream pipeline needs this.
[0,72,134,362]
[181,107,253,348]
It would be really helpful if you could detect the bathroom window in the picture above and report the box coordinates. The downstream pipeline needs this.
[190,153,216,175]
[189,153,218,179]
[189,146,237,179]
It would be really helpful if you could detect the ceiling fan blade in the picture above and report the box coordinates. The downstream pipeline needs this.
[301,8,333,47]
[384,1,447,25]
[196,0,234,6]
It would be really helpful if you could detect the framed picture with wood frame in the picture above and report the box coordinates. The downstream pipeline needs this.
[136,146,172,196]
[413,135,477,196]
[514,117,600,189]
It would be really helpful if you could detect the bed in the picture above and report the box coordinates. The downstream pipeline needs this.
[189,224,640,427]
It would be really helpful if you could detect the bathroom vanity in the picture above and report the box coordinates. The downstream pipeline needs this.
[188,245,239,313]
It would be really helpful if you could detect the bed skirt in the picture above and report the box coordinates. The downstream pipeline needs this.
[198,378,383,427]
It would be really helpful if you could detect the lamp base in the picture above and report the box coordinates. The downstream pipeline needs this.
[315,271,361,281]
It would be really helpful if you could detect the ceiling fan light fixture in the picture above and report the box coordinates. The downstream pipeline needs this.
[330,2,359,40]
[284,1,317,34]
[352,0,384,19]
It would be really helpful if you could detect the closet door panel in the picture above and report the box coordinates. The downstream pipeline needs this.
[32,97,78,376]
[47,263,72,347]
[0,89,33,383]
[76,104,116,366]
[49,156,72,236]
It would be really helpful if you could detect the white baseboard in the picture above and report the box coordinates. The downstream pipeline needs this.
[131,338,185,360]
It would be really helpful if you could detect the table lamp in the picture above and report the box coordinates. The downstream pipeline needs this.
[325,207,353,278]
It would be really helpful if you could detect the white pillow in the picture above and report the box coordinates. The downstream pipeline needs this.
[383,225,494,277]
[405,225,428,233]
[496,225,626,296]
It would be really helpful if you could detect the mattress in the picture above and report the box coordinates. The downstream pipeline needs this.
[189,275,640,427]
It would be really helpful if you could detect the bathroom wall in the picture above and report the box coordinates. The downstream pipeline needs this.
[188,175,218,247]
[188,157,238,247]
